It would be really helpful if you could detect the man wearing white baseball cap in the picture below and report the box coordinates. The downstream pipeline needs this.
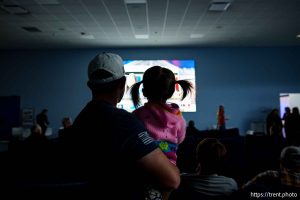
[69,52,180,199]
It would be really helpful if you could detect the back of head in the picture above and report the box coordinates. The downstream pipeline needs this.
[87,52,126,94]
[188,120,195,127]
[280,146,300,172]
[131,66,192,107]
[30,124,42,136]
[62,117,72,128]
[196,138,227,174]
[292,107,300,115]
[143,66,175,101]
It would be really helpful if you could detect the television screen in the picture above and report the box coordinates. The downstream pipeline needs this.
[117,60,196,112]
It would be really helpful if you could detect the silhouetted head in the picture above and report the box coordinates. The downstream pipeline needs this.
[87,52,126,103]
[218,105,224,112]
[62,117,72,128]
[285,107,291,114]
[30,124,42,136]
[188,120,195,127]
[196,138,227,175]
[292,107,299,115]
[131,66,193,107]
[280,146,300,172]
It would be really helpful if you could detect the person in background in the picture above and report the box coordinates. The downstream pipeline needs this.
[15,124,51,185]
[130,65,193,200]
[217,105,228,130]
[186,120,199,136]
[242,146,300,192]
[170,138,238,199]
[58,117,72,138]
[282,107,292,143]
[266,108,283,137]
[289,107,300,145]
[65,53,180,199]
[24,124,49,147]
[36,109,49,135]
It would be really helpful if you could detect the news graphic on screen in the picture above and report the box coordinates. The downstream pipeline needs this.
[117,60,196,112]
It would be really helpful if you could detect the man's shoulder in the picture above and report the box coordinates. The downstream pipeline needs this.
[77,100,142,126]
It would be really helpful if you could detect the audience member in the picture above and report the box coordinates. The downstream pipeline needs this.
[282,107,292,143]
[63,53,180,199]
[266,108,283,137]
[58,117,72,138]
[289,107,300,145]
[186,120,199,136]
[130,65,193,200]
[24,124,49,150]
[36,109,49,135]
[242,146,300,192]
[18,124,51,182]
[170,138,238,199]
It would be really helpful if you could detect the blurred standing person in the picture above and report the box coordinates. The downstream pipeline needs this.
[282,107,292,143]
[217,105,228,130]
[266,109,283,137]
[36,109,49,135]
[290,107,300,145]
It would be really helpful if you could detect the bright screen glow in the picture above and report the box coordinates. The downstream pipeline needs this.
[117,60,196,112]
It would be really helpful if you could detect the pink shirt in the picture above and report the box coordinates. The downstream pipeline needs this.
[133,102,186,145]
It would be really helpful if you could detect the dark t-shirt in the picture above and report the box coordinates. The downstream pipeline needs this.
[65,100,158,199]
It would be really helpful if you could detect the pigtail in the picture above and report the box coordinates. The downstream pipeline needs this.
[176,80,193,100]
[130,81,143,108]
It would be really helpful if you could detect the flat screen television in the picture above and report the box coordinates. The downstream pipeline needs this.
[117,60,196,112]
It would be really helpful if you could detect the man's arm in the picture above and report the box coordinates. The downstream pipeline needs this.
[137,148,180,190]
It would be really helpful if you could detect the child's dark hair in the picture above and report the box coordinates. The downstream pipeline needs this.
[130,66,193,108]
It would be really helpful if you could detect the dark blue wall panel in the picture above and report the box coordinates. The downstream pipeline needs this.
[0,47,299,135]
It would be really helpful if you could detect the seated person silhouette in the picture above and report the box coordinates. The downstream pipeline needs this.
[186,120,199,136]
[170,138,238,200]
[242,145,300,194]
[58,117,72,139]
[24,124,49,152]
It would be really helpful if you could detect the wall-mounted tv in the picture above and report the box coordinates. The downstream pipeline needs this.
[117,60,196,112]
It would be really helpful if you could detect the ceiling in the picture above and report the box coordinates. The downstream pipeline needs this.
[0,0,300,49]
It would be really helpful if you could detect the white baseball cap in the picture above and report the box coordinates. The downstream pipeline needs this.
[88,52,125,84]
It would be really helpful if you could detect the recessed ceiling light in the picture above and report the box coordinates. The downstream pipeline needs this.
[124,0,147,4]
[35,0,60,5]
[22,27,42,32]
[135,34,149,39]
[80,32,95,39]
[190,34,204,39]
[0,5,30,15]
[296,34,300,38]
[208,0,231,12]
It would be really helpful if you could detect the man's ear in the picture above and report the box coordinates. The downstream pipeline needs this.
[117,77,127,103]
[119,77,126,89]
[142,88,147,97]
